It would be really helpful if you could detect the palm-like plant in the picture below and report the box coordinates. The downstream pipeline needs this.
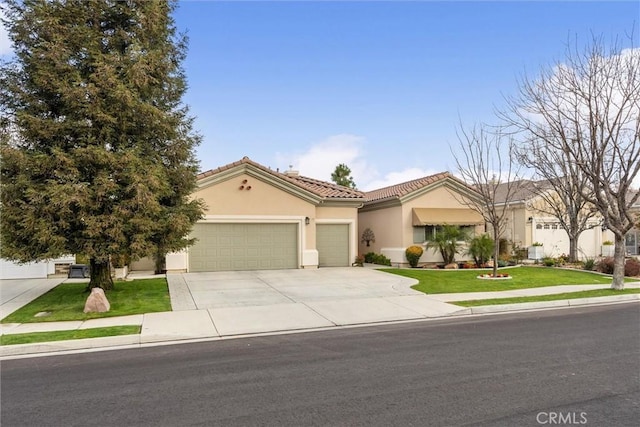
[426,224,469,265]
[467,234,495,267]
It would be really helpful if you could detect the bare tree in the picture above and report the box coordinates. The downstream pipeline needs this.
[453,124,523,278]
[503,35,639,289]
[514,142,600,263]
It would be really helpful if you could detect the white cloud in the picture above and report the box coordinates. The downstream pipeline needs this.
[0,10,13,56]
[275,134,445,191]
[363,167,441,191]
[275,134,375,188]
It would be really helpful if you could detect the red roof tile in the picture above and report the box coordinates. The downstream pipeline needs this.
[364,172,454,203]
[198,157,364,200]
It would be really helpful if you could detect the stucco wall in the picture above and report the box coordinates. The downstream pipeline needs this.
[358,205,403,255]
[195,173,316,217]
[401,186,477,249]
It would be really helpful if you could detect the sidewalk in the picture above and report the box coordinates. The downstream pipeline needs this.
[1,278,639,359]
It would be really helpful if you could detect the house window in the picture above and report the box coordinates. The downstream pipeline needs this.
[544,224,550,229]
[413,225,476,243]
[536,224,543,229]
[625,230,638,255]
[551,224,558,229]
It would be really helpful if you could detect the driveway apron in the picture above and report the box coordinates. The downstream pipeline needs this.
[165,268,468,337]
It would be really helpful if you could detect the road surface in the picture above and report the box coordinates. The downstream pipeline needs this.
[2,304,639,426]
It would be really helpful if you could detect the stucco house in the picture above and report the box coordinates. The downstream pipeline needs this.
[358,172,485,266]
[142,157,365,272]
[0,256,76,280]
[494,180,640,260]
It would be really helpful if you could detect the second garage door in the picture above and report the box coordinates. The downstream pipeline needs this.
[189,223,298,272]
[317,224,350,267]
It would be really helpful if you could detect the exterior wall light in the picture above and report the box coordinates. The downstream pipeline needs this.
[305,217,310,225]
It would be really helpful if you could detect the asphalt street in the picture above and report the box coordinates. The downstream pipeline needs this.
[1,304,639,426]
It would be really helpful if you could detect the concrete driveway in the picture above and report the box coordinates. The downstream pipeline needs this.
[162,268,468,338]
[0,278,65,320]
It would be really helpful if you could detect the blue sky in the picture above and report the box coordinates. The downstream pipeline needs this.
[2,1,638,190]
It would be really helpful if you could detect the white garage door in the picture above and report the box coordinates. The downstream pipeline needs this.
[189,223,298,272]
[317,224,350,267]
[0,259,48,279]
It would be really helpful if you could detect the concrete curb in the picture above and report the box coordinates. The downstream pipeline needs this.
[466,294,640,315]
[2,295,638,360]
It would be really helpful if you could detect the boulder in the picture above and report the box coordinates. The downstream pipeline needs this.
[84,287,110,313]
[444,263,459,269]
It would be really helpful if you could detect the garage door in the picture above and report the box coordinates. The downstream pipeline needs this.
[189,223,298,272]
[0,259,48,279]
[317,224,350,267]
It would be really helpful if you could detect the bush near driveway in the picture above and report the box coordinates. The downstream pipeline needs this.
[381,266,634,294]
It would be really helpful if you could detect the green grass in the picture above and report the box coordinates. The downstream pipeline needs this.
[381,266,634,294]
[0,325,141,346]
[454,288,640,307]
[1,278,170,324]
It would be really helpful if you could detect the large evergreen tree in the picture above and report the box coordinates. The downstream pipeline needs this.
[0,0,204,290]
[331,163,357,189]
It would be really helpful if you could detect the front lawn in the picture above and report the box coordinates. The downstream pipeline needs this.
[1,278,170,324]
[454,288,640,306]
[381,266,633,294]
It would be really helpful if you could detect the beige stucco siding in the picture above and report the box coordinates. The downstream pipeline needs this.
[358,205,403,254]
[402,187,482,248]
[195,173,316,217]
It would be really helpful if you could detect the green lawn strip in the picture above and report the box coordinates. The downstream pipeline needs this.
[0,325,141,346]
[1,278,170,324]
[453,288,640,307]
[380,266,634,294]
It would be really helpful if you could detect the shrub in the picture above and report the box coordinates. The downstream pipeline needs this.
[497,259,509,268]
[498,238,509,255]
[596,257,615,274]
[625,258,640,277]
[596,257,640,277]
[354,255,364,267]
[364,252,376,263]
[582,258,596,271]
[542,257,556,267]
[372,253,392,266]
[426,224,469,265]
[467,234,494,268]
[405,245,424,268]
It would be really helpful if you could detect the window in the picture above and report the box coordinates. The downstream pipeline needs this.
[536,224,543,229]
[625,230,639,255]
[413,225,476,243]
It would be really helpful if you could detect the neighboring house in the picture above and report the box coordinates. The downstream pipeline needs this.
[0,256,76,279]
[137,157,365,272]
[627,200,640,257]
[494,180,612,260]
[358,172,485,266]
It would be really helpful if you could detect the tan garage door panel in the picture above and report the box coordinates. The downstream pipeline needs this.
[189,223,298,272]
[317,224,350,267]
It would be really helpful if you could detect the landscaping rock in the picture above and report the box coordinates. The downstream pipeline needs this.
[84,288,110,313]
[444,263,458,269]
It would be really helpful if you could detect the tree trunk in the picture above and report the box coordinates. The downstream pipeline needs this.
[492,229,499,277]
[87,258,114,291]
[568,236,579,263]
[154,251,166,275]
[611,235,625,290]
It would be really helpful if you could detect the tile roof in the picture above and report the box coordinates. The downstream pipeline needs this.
[363,172,456,203]
[197,157,364,200]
